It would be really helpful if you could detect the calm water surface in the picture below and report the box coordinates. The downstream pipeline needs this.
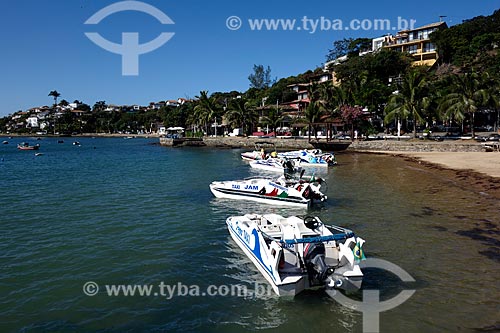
[0,137,498,332]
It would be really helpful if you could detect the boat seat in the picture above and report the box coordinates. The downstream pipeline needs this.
[324,245,340,266]
[279,250,300,273]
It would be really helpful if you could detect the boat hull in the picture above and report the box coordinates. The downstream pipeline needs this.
[226,218,306,296]
[210,181,310,208]
[249,159,302,173]
[17,145,40,150]
[226,214,365,297]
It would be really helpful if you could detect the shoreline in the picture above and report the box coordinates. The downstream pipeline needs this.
[4,133,500,181]
[0,133,158,138]
[359,151,500,179]
[354,150,500,200]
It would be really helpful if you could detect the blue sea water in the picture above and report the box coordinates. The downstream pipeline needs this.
[0,137,498,332]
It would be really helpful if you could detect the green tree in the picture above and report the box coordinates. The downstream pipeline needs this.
[225,98,258,136]
[260,107,283,136]
[48,90,61,107]
[248,64,274,89]
[302,82,325,140]
[431,10,500,69]
[193,91,221,136]
[93,101,107,112]
[439,72,489,137]
[384,70,428,138]
[341,105,364,140]
[326,38,352,62]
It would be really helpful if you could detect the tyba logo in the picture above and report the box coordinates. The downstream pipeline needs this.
[84,1,175,75]
[329,258,416,333]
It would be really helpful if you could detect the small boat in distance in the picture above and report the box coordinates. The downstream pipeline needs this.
[17,142,40,150]
[226,214,365,296]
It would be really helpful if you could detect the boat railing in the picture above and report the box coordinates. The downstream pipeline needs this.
[259,225,354,245]
[243,176,274,181]
[280,232,355,245]
[324,224,353,235]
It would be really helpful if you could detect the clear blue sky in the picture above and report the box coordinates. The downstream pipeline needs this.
[0,0,498,116]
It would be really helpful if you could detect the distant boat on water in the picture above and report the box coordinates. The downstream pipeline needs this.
[17,142,40,150]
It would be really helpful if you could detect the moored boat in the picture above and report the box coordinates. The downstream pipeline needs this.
[241,142,276,161]
[249,157,302,173]
[226,214,365,296]
[17,142,40,150]
[209,176,326,208]
[278,149,337,167]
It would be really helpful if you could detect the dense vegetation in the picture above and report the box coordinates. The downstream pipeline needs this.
[2,10,499,137]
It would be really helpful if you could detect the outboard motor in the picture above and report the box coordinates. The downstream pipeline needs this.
[302,184,327,202]
[303,243,335,287]
[284,160,295,173]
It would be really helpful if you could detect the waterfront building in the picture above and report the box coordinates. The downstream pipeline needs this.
[380,22,447,67]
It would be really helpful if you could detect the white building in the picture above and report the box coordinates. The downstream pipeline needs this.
[372,36,386,52]
[26,116,39,128]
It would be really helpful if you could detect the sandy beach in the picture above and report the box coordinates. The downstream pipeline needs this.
[374,151,500,178]
[364,151,500,200]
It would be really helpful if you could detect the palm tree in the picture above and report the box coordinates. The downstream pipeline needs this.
[483,75,499,131]
[303,82,327,140]
[193,91,221,136]
[384,70,427,138]
[439,72,489,137]
[260,107,283,136]
[48,90,61,134]
[225,98,258,136]
[487,93,500,132]
[303,100,324,140]
[48,90,61,107]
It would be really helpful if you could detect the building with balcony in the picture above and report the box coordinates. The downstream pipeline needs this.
[379,21,447,67]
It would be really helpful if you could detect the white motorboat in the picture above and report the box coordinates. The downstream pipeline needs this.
[278,149,337,167]
[249,158,302,173]
[226,214,365,296]
[209,176,327,208]
[241,150,265,161]
[241,142,276,161]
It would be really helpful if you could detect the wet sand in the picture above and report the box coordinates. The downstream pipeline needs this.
[379,152,500,178]
[368,151,500,200]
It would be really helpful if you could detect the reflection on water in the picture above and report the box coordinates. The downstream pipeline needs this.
[1,142,499,332]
